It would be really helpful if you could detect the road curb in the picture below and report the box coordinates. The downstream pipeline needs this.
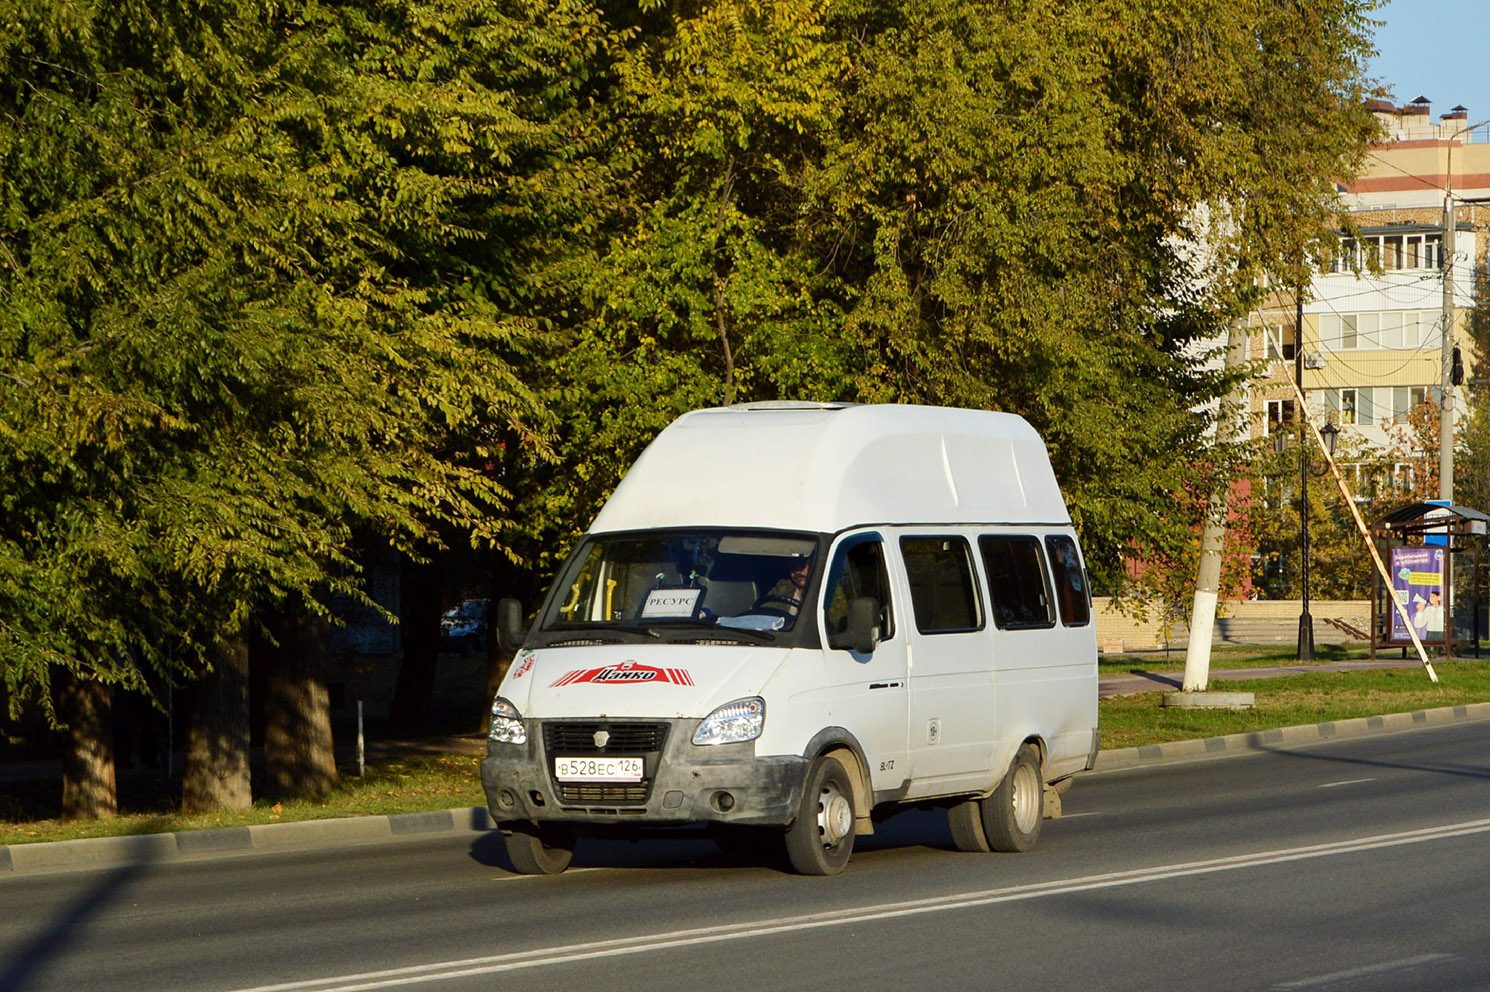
[1,806,497,877]
[1092,701,1490,773]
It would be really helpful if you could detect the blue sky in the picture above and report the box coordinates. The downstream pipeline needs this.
[1367,0,1490,117]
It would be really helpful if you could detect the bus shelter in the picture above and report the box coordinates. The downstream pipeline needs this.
[1370,501,1490,657]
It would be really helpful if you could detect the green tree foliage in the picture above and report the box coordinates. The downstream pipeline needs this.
[2,0,1384,719]
[500,0,853,578]
[509,0,1379,592]
[0,0,601,714]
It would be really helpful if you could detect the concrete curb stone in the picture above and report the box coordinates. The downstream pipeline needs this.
[2,807,497,877]
[1092,700,1490,773]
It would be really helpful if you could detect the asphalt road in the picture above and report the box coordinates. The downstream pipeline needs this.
[4,720,1490,992]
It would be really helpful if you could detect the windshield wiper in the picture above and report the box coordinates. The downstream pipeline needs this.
[611,623,664,639]
[650,619,777,643]
[538,624,661,644]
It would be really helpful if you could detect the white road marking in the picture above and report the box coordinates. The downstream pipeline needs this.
[1273,953,1463,989]
[225,816,1490,992]
[1317,778,1378,789]
[1057,811,1103,818]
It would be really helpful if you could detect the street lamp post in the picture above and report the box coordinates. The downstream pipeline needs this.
[1277,418,1340,662]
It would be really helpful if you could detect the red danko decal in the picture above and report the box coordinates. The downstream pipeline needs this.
[510,655,535,679]
[551,660,695,688]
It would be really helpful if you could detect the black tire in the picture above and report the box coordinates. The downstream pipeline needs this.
[947,798,991,852]
[981,744,1043,853]
[784,756,856,876]
[503,823,575,875]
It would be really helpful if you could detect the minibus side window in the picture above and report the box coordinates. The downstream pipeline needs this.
[899,536,984,634]
[978,535,1056,630]
[1045,534,1092,626]
[823,539,895,641]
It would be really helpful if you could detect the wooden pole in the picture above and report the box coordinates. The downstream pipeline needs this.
[1265,324,1438,681]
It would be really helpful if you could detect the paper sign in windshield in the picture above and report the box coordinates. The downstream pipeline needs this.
[641,588,701,618]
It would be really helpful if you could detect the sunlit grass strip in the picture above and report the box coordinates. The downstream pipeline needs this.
[0,753,485,847]
[1097,662,1490,750]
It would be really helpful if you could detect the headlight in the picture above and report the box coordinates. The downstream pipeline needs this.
[692,697,765,746]
[488,696,527,745]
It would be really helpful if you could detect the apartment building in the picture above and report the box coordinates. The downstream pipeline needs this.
[1248,98,1490,490]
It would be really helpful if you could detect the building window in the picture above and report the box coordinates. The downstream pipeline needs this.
[1341,388,1358,425]
[1334,233,1442,272]
[1392,386,1432,423]
[1325,387,1374,427]
[1318,310,1439,351]
[1267,399,1296,434]
[1264,324,1296,360]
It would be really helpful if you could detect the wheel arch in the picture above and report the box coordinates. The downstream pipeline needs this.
[996,732,1049,785]
[801,726,874,829]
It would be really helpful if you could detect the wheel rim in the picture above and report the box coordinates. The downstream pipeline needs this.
[1011,761,1040,834]
[817,780,853,848]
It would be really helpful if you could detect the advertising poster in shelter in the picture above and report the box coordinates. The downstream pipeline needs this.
[1389,547,1446,642]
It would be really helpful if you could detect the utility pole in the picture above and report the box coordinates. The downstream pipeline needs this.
[1438,116,1490,501]
[1441,171,1456,502]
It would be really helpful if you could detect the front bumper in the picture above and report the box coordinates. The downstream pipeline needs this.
[482,718,809,829]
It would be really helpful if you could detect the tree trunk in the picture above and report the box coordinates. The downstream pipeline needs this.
[54,669,117,820]
[389,558,442,734]
[182,636,252,813]
[260,606,339,799]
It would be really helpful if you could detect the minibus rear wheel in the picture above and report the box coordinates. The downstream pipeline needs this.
[947,799,991,852]
[981,744,1043,853]
[504,823,575,875]
[784,756,856,875]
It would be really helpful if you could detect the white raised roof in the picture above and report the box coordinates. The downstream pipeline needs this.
[588,403,1071,535]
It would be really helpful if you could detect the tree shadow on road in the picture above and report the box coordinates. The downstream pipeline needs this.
[0,859,149,992]
[1254,724,1490,781]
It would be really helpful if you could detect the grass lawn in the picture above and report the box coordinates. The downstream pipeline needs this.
[1097,659,1490,749]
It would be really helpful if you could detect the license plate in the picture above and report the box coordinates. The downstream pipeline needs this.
[553,756,644,782]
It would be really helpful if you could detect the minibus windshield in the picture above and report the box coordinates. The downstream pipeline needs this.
[537,530,820,637]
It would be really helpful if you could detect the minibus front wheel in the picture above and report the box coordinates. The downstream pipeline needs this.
[784,756,856,875]
[504,822,576,875]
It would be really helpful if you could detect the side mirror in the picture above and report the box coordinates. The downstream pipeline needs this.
[496,598,527,653]
[842,596,881,654]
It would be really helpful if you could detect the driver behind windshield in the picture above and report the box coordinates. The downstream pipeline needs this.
[756,556,813,616]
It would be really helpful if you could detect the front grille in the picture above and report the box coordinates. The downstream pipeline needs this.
[543,721,668,807]
[558,783,651,804]
[543,721,668,754]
